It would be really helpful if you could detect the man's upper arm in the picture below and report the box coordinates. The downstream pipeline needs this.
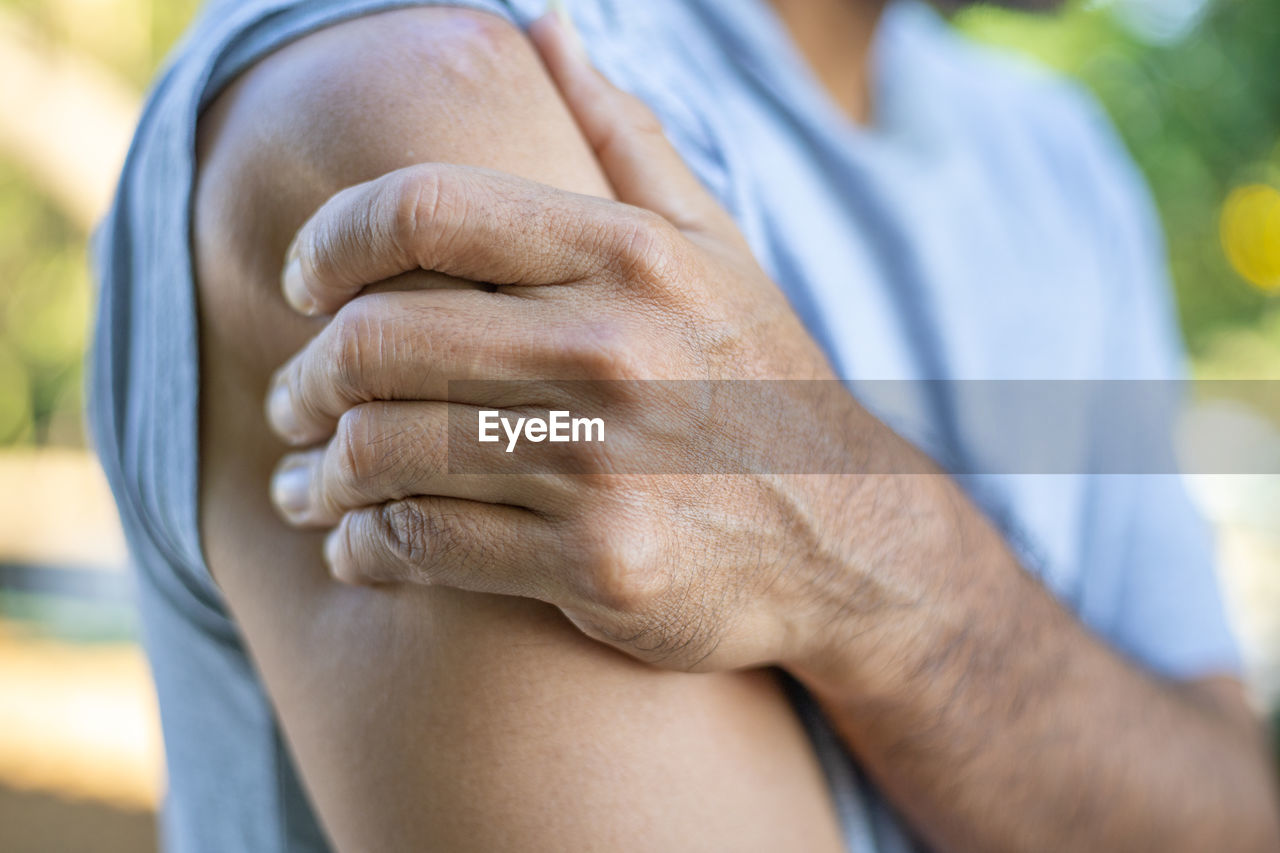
[193,9,843,851]
[195,5,613,349]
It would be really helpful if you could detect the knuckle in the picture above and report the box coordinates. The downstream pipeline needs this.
[306,184,367,287]
[581,532,663,615]
[332,405,378,484]
[395,164,475,269]
[274,356,328,439]
[375,500,435,569]
[536,424,609,480]
[611,210,681,289]
[564,320,643,382]
[392,165,443,264]
[583,340,640,383]
[373,500,467,576]
[558,429,612,476]
[327,300,378,395]
[295,213,330,284]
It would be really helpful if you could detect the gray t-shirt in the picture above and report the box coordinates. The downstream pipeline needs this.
[90,1,1241,850]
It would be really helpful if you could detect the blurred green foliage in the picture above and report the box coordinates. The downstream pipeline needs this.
[1,0,1278,447]
[0,0,202,447]
[961,0,1280,372]
[1,0,201,87]
[0,158,89,445]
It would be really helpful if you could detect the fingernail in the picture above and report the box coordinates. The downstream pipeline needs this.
[271,457,312,523]
[324,528,345,579]
[547,0,587,61]
[282,257,319,316]
[267,377,304,443]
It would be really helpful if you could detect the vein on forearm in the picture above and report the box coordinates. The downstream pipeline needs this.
[804,473,1279,853]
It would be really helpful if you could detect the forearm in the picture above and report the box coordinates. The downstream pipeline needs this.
[796,471,1280,853]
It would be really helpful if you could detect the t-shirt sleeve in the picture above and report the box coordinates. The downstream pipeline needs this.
[1108,475,1242,679]
[88,2,526,846]
[196,0,523,111]
[1062,84,1243,680]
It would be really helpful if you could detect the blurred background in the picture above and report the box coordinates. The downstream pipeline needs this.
[0,0,1277,849]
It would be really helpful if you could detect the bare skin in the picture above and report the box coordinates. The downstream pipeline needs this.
[264,10,1280,853]
[768,0,886,123]
[194,8,845,852]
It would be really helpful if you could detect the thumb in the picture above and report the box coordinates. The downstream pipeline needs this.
[528,10,738,240]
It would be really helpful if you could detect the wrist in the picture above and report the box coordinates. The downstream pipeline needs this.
[783,472,1004,712]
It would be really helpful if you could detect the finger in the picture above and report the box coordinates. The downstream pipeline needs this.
[282,162,646,315]
[325,496,562,602]
[266,288,593,445]
[270,401,569,527]
[528,12,739,241]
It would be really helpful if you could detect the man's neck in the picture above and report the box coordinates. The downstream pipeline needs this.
[767,0,888,125]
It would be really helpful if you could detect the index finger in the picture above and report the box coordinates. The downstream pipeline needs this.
[281,162,662,315]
